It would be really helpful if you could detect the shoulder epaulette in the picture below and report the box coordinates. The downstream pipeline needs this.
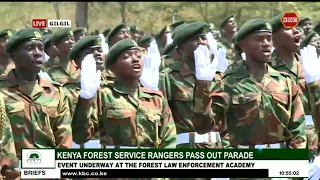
[141,87,164,97]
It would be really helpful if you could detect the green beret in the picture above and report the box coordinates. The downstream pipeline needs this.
[68,35,102,60]
[173,21,208,45]
[298,17,311,26]
[107,24,130,44]
[39,28,52,35]
[73,27,87,35]
[5,28,43,54]
[170,21,186,31]
[137,35,154,46]
[313,22,320,33]
[269,13,285,33]
[235,19,272,43]
[156,25,171,38]
[102,28,112,37]
[163,43,176,56]
[300,30,318,48]
[0,29,13,38]
[52,28,73,45]
[130,25,139,32]
[220,14,235,29]
[43,34,53,50]
[172,23,188,39]
[106,38,140,68]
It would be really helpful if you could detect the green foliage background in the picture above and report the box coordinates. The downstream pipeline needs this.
[0,2,317,33]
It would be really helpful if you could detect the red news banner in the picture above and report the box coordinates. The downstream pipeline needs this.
[32,19,71,28]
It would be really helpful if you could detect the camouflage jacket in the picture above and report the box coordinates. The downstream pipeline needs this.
[0,69,72,158]
[43,58,81,116]
[72,80,176,148]
[217,36,240,65]
[101,69,116,86]
[159,62,222,134]
[192,60,306,148]
[269,52,320,136]
[160,55,179,72]
[269,52,311,114]
[0,62,15,88]
[0,95,19,175]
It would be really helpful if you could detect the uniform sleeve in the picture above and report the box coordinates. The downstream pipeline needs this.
[192,80,229,135]
[307,80,320,134]
[158,71,172,103]
[288,79,307,149]
[53,90,72,148]
[72,94,99,144]
[1,107,19,178]
[159,97,176,148]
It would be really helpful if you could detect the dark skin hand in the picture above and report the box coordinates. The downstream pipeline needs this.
[0,157,20,180]
[9,39,45,82]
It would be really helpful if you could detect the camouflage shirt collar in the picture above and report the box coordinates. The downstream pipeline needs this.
[233,60,281,79]
[6,69,52,88]
[218,36,232,48]
[113,80,152,98]
[101,69,116,86]
[179,62,194,76]
[270,51,300,67]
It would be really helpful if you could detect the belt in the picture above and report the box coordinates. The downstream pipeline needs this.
[72,140,101,149]
[103,146,152,149]
[177,132,221,145]
[305,115,314,126]
[238,142,286,149]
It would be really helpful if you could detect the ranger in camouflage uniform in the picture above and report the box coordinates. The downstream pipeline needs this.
[0,29,15,88]
[70,35,115,149]
[192,19,306,152]
[300,30,320,57]
[43,28,81,116]
[298,17,312,36]
[72,39,176,154]
[218,15,240,65]
[159,21,227,152]
[0,95,19,180]
[73,27,87,42]
[155,25,171,55]
[43,34,59,64]
[1,28,72,170]
[159,23,187,72]
[269,13,320,159]
[102,28,113,41]
[130,25,141,42]
[107,24,131,48]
